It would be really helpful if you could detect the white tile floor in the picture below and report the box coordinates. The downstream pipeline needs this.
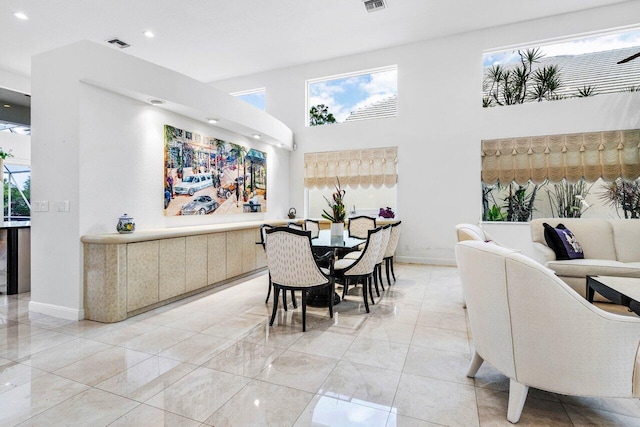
[1,264,640,426]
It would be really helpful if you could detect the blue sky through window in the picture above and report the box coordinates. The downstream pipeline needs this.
[483,28,640,67]
[232,89,265,110]
[308,67,397,123]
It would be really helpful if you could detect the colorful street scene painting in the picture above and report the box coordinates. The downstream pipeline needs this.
[164,125,267,216]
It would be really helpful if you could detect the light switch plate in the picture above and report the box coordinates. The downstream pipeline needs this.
[33,201,49,212]
[57,201,70,212]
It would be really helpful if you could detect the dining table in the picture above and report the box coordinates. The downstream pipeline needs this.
[307,229,365,307]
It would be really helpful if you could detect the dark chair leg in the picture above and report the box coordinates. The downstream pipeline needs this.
[385,258,392,287]
[373,266,380,297]
[368,275,375,305]
[362,278,369,313]
[302,290,307,332]
[265,274,272,303]
[328,281,334,319]
[282,289,288,311]
[342,278,349,299]
[390,258,396,281]
[291,290,297,308]
[378,264,385,291]
[270,286,280,326]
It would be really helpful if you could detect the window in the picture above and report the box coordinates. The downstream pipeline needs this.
[306,66,398,126]
[231,88,266,111]
[3,163,30,221]
[483,27,640,107]
[0,124,30,135]
[304,147,398,220]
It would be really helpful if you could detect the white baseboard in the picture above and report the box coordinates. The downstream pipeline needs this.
[29,301,85,321]
[396,256,457,267]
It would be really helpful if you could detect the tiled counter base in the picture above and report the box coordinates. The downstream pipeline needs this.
[81,221,280,322]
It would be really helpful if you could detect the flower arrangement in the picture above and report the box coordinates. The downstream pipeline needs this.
[379,207,395,218]
[322,178,346,223]
[0,147,13,160]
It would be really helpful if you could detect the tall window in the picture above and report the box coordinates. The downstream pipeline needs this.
[483,27,640,107]
[231,88,266,111]
[3,163,30,221]
[306,66,398,127]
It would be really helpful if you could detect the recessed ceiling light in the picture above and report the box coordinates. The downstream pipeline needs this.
[14,12,28,20]
[148,99,165,105]
[252,134,261,139]
[143,31,154,38]
[3,104,10,108]
[207,118,218,124]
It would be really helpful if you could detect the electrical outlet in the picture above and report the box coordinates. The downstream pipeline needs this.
[57,201,70,212]
[33,201,49,212]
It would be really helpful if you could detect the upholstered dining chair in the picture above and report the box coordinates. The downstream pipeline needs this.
[456,240,640,423]
[287,222,304,230]
[372,225,391,296]
[260,224,296,309]
[333,227,384,313]
[304,219,320,238]
[345,225,390,295]
[348,215,376,239]
[265,227,334,331]
[383,221,401,287]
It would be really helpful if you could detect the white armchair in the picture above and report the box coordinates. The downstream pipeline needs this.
[455,223,500,245]
[455,240,640,423]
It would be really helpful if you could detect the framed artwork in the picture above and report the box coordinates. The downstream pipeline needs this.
[163,125,267,216]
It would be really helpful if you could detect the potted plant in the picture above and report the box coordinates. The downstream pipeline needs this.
[322,178,346,236]
[0,148,13,177]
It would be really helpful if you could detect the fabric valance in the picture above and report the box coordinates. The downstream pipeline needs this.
[304,147,398,189]
[481,129,640,185]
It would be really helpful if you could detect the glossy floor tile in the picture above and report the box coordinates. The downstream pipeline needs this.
[0,264,638,426]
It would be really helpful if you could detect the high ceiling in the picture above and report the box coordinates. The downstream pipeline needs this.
[0,0,631,85]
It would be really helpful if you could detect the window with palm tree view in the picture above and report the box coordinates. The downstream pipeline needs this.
[483,27,640,107]
[306,66,397,126]
[481,28,640,223]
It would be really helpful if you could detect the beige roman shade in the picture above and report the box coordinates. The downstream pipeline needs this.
[481,129,640,185]
[304,147,398,189]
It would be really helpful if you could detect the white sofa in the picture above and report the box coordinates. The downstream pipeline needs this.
[456,240,640,423]
[530,218,640,299]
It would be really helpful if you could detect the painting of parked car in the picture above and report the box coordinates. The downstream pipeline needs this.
[164,124,267,216]
[180,195,219,215]
[174,173,214,196]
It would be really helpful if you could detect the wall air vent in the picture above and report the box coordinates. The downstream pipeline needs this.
[363,0,386,13]
[106,38,131,49]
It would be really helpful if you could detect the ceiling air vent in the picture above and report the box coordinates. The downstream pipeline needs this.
[363,0,386,13]
[106,38,131,49]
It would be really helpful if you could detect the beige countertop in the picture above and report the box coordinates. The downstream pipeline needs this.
[81,220,289,244]
[81,217,399,244]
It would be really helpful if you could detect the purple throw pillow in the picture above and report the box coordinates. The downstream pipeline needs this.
[543,223,584,260]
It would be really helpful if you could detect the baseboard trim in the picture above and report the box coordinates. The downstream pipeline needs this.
[396,256,456,267]
[29,301,85,321]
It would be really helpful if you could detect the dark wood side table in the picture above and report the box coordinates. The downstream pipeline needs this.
[586,275,640,316]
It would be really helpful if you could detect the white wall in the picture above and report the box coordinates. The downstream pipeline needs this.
[30,41,291,319]
[0,69,30,94]
[213,2,640,263]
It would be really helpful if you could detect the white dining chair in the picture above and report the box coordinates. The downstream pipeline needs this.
[260,224,296,309]
[348,215,376,239]
[304,219,320,238]
[265,227,334,331]
[333,227,384,312]
[383,221,401,286]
